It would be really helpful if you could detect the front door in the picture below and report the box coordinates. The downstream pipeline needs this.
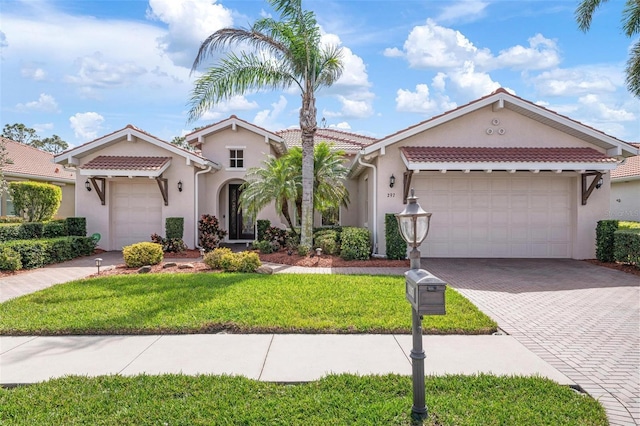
[228,184,255,240]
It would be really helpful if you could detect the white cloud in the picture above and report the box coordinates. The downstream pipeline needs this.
[253,95,288,128]
[448,61,500,98]
[0,30,7,48]
[64,52,147,97]
[146,0,234,68]
[436,0,489,24]
[401,19,488,69]
[16,93,60,113]
[21,65,46,81]
[395,84,457,114]
[332,122,351,130]
[579,94,636,122]
[200,95,259,121]
[33,123,54,133]
[493,34,560,71]
[69,112,104,141]
[532,66,620,97]
[383,47,403,58]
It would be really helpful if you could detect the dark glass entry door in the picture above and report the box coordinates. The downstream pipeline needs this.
[228,184,255,240]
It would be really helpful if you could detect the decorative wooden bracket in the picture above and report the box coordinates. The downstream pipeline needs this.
[89,177,106,206]
[155,176,168,206]
[581,171,603,205]
[403,170,414,204]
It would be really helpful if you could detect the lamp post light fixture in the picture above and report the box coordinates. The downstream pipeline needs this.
[95,258,103,275]
[85,179,92,192]
[395,189,432,270]
[396,188,445,422]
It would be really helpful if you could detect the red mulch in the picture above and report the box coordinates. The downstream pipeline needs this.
[258,251,409,268]
[584,259,640,277]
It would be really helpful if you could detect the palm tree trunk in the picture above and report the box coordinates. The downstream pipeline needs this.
[281,198,297,235]
[299,89,316,251]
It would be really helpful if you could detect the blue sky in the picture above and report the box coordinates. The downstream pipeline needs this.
[1,0,638,148]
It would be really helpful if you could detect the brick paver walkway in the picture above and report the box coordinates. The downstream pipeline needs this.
[425,258,640,426]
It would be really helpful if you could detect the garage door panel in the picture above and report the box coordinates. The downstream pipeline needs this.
[414,174,573,258]
[112,182,163,250]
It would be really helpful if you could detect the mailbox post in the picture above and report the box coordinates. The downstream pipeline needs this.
[396,189,446,421]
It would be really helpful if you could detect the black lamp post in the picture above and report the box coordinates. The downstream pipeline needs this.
[395,188,433,420]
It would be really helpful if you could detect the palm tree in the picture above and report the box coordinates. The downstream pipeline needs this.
[188,0,343,251]
[239,155,299,233]
[287,142,350,221]
[576,0,640,97]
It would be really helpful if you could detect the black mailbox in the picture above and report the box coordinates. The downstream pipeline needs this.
[405,269,446,315]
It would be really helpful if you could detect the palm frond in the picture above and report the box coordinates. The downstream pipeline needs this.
[575,0,607,32]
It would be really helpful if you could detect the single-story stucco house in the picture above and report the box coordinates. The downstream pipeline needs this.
[53,89,638,259]
[610,143,640,222]
[1,137,75,218]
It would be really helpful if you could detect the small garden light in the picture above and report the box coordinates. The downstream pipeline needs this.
[95,258,103,275]
[199,248,205,258]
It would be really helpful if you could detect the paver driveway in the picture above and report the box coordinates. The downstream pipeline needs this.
[424,258,639,426]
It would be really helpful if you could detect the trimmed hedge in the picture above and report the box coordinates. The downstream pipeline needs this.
[19,222,43,240]
[0,236,96,270]
[313,229,340,255]
[43,220,67,238]
[9,181,62,222]
[340,227,371,261]
[0,216,22,224]
[203,247,261,272]
[596,220,619,262]
[613,229,640,267]
[166,217,184,240]
[66,217,87,237]
[0,224,21,242]
[385,213,407,260]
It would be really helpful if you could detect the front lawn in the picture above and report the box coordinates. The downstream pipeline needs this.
[0,374,607,425]
[0,273,496,335]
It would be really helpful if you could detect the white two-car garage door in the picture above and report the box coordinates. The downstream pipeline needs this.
[413,173,574,258]
[111,181,163,250]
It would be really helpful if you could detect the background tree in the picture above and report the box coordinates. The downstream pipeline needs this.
[576,0,640,97]
[2,123,69,153]
[188,0,343,251]
[0,138,8,195]
[170,136,194,152]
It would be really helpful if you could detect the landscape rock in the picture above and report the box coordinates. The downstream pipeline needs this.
[138,266,152,274]
[256,265,273,274]
[163,262,177,268]
[178,263,195,269]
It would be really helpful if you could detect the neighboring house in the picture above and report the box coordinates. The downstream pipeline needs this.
[610,143,640,222]
[1,137,75,218]
[54,89,638,259]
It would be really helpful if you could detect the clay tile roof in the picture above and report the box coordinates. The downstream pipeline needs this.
[2,137,75,181]
[79,156,171,171]
[399,147,618,163]
[277,128,376,152]
[611,154,640,179]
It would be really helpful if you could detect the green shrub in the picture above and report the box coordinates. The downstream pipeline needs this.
[203,247,233,269]
[150,233,187,253]
[0,247,22,271]
[340,227,371,261]
[314,230,339,255]
[252,240,274,254]
[236,251,261,272]
[0,216,23,224]
[620,221,640,230]
[19,222,44,240]
[264,226,288,249]
[297,245,309,256]
[257,220,271,241]
[165,217,184,239]
[3,240,49,269]
[66,217,87,237]
[198,214,227,252]
[596,220,619,262]
[385,213,407,260]
[122,242,164,268]
[43,220,67,238]
[8,181,62,222]
[0,224,21,242]
[613,229,640,267]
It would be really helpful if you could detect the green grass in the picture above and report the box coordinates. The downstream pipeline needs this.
[0,273,496,335]
[0,374,607,425]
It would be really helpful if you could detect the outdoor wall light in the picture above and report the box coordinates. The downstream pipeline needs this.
[389,174,396,188]
[595,177,603,189]
[177,180,183,192]
[85,179,92,192]
[95,258,103,275]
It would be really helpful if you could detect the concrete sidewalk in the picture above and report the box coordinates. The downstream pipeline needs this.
[1,334,573,385]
